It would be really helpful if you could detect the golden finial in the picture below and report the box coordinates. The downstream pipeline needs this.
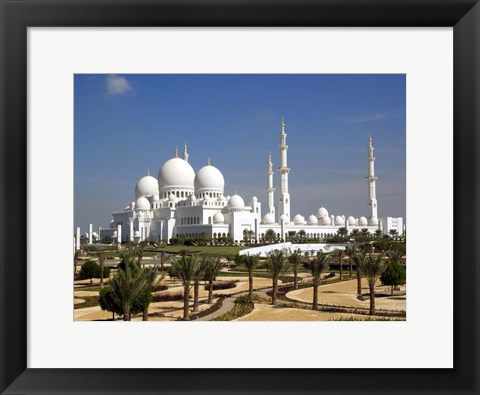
[281,117,285,128]
[207,157,211,166]
[184,140,187,149]
[147,169,150,176]
[175,146,178,158]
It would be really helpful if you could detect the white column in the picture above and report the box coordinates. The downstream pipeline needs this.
[278,118,290,223]
[76,227,81,250]
[88,224,93,244]
[266,152,275,217]
[117,224,122,245]
[129,220,134,242]
[366,135,378,222]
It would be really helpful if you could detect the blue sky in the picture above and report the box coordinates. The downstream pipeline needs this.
[74,74,405,233]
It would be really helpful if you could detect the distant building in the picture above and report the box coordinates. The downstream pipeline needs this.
[77,119,403,247]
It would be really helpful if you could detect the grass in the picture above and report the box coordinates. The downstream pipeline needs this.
[74,295,100,309]
[150,245,247,256]
[212,296,254,321]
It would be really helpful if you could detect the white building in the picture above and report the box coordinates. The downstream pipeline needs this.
[87,119,403,246]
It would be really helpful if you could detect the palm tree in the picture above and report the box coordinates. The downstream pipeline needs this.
[109,262,150,321]
[351,229,360,239]
[141,265,162,321]
[287,249,303,290]
[173,255,202,320]
[265,229,276,244]
[337,227,348,241]
[389,229,399,238]
[344,246,355,278]
[192,258,206,312]
[243,254,260,302]
[203,257,223,304]
[265,250,289,305]
[304,251,329,310]
[375,229,383,239]
[333,249,344,281]
[97,251,106,289]
[357,253,385,315]
[350,248,364,299]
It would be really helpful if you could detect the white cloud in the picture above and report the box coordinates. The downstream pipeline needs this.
[347,113,385,123]
[105,75,133,95]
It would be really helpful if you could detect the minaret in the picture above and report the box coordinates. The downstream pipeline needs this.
[278,118,290,223]
[266,152,275,216]
[183,141,189,162]
[366,134,378,223]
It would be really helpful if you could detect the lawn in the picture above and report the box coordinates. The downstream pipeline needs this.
[148,245,247,256]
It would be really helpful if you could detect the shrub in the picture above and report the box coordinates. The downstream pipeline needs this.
[380,262,406,295]
[204,281,236,291]
[80,260,110,282]
[99,287,123,315]
[152,284,168,292]
[151,292,183,302]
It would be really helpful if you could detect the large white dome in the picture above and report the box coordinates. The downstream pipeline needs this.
[307,215,318,225]
[369,216,379,226]
[317,207,329,218]
[213,212,225,224]
[359,216,368,226]
[157,157,195,189]
[194,165,225,192]
[136,197,151,210]
[348,216,356,226]
[263,213,275,224]
[228,194,245,209]
[293,214,305,225]
[135,174,158,198]
[321,216,331,225]
[334,215,344,226]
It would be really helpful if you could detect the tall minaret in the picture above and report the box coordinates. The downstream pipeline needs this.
[266,152,275,216]
[278,118,290,223]
[183,141,189,162]
[366,134,378,224]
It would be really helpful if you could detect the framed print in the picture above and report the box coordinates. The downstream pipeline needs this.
[1,0,479,394]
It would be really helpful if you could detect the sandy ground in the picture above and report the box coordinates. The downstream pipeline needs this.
[236,304,385,321]
[286,278,406,312]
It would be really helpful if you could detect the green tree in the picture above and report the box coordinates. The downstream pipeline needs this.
[80,260,110,284]
[265,250,289,305]
[287,249,303,290]
[243,254,260,302]
[350,248,364,299]
[203,257,223,304]
[265,229,276,244]
[345,246,354,277]
[357,253,385,315]
[192,259,206,312]
[304,251,329,310]
[99,286,123,320]
[380,261,406,295]
[375,229,383,239]
[337,227,348,241]
[172,255,202,320]
[109,262,151,321]
[333,249,344,281]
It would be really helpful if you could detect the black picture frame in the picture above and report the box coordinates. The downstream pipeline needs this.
[1,1,479,394]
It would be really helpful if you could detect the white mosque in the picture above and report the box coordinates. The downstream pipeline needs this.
[77,119,403,247]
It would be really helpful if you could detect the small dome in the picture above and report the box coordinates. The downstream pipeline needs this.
[228,194,245,209]
[194,164,225,192]
[158,157,195,190]
[135,174,158,198]
[321,216,331,225]
[334,215,344,226]
[134,230,141,238]
[318,207,329,218]
[136,197,151,210]
[218,195,227,202]
[359,216,368,226]
[213,212,225,224]
[263,213,275,224]
[113,231,117,237]
[204,194,212,202]
[252,196,258,203]
[369,217,379,226]
[280,214,289,223]
[92,232,98,239]
[168,193,176,201]
[152,194,160,202]
[307,215,318,225]
[293,214,305,225]
[348,216,356,226]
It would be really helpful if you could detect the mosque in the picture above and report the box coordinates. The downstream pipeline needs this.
[78,119,403,247]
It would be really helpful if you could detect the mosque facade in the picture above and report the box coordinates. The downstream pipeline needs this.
[88,120,403,246]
